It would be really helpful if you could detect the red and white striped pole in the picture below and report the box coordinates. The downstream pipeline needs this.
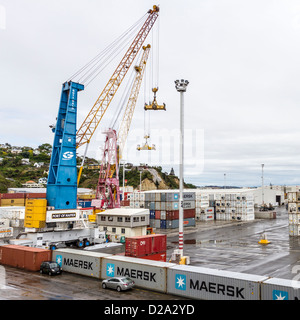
[175,79,189,258]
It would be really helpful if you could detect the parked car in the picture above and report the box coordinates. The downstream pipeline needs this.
[102,277,135,292]
[40,261,62,276]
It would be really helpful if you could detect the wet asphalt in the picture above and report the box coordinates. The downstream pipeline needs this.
[0,206,297,300]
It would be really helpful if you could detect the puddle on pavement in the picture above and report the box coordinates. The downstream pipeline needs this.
[171,239,225,245]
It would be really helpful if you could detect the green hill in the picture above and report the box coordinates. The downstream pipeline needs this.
[0,143,196,192]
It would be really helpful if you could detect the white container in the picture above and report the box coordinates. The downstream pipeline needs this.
[52,248,111,278]
[288,203,297,212]
[155,202,161,210]
[167,265,268,300]
[289,224,295,236]
[288,192,297,202]
[261,277,300,300]
[102,256,176,293]
[139,193,145,201]
[214,194,221,201]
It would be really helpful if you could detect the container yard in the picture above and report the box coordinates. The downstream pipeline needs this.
[1,1,300,307]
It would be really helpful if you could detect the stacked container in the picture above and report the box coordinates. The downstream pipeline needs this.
[144,190,196,229]
[24,199,47,229]
[0,192,47,207]
[214,192,254,221]
[0,193,25,207]
[128,192,145,209]
[195,192,214,221]
[287,190,300,236]
[125,234,167,261]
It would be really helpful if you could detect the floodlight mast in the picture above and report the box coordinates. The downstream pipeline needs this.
[175,79,189,257]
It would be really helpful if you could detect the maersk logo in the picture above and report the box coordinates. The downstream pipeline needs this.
[273,290,288,300]
[106,263,115,277]
[175,274,186,291]
[56,255,62,267]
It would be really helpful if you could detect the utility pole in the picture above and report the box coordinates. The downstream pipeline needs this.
[224,173,226,189]
[175,79,189,258]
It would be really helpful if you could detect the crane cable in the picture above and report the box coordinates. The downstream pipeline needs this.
[109,61,138,130]
[67,13,147,86]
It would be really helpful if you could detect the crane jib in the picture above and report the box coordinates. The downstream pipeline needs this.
[76,7,159,149]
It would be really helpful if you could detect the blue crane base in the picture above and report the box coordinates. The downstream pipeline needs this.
[47,81,84,210]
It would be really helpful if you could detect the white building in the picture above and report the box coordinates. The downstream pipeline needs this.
[96,208,149,241]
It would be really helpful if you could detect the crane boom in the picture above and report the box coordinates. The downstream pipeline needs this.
[76,5,160,149]
[117,44,151,160]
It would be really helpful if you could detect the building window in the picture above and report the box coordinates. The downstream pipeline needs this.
[112,228,116,233]
[108,216,113,221]
[141,216,145,221]
[103,227,107,231]
[133,217,139,222]
[121,228,125,234]
[101,216,106,221]
[117,217,123,222]
[125,217,130,222]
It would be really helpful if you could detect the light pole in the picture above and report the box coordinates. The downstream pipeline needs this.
[121,161,130,195]
[261,164,264,206]
[175,79,189,258]
[224,173,226,189]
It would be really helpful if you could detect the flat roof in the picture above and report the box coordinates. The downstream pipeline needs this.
[97,208,149,216]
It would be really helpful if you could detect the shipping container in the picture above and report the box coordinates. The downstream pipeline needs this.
[139,252,166,262]
[52,248,110,278]
[155,210,161,220]
[261,277,300,300]
[166,218,195,229]
[125,236,152,257]
[1,199,25,206]
[160,211,166,220]
[26,199,47,207]
[160,219,166,229]
[26,193,47,199]
[167,265,268,300]
[151,234,167,253]
[125,234,166,257]
[0,245,51,271]
[101,255,175,293]
[166,209,195,220]
[1,193,25,199]
[149,210,155,219]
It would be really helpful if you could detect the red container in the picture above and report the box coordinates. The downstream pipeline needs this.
[151,234,167,253]
[166,210,178,220]
[125,236,152,257]
[1,193,25,199]
[184,209,196,219]
[26,193,47,199]
[166,209,195,220]
[140,251,167,262]
[155,210,161,220]
[0,245,51,271]
[125,234,167,257]
[120,200,130,207]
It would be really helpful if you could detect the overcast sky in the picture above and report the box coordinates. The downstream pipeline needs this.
[1,0,300,187]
